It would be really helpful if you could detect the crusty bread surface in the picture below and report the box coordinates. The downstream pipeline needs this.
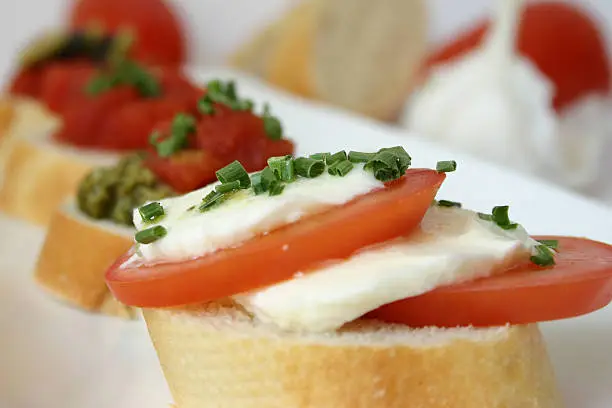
[144,302,563,408]
[0,98,119,225]
[232,0,427,121]
[35,202,136,318]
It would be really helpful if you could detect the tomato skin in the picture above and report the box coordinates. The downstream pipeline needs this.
[105,169,446,307]
[39,61,97,114]
[145,149,226,193]
[368,236,612,328]
[95,97,189,150]
[424,3,610,110]
[69,0,185,67]
[7,68,43,98]
[195,106,294,171]
[53,87,139,147]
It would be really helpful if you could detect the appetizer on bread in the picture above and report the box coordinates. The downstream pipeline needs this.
[35,84,294,316]
[104,147,612,407]
[0,31,201,225]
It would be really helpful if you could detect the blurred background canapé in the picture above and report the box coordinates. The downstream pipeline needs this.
[2,0,612,203]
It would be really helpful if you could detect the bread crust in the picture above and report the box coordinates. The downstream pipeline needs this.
[35,204,135,318]
[265,1,317,98]
[237,0,427,121]
[0,98,118,225]
[144,303,563,408]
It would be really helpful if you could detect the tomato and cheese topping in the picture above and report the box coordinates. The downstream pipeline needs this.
[133,161,384,261]
[235,205,538,332]
[105,147,612,330]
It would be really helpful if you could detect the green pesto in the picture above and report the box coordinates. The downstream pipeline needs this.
[77,155,174,226]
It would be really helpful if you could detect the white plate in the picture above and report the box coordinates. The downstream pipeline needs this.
[1,68,611,408]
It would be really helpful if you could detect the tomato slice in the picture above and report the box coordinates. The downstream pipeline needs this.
[39,61,98,114]
[144,149,226,193]
[368,236,612,327]
[105,169,446,307]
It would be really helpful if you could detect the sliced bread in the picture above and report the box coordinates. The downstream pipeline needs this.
[35,202,135,318]
[0,99,119,225]
[144,301,562,408]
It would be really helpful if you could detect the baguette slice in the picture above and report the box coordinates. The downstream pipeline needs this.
[35,202,136,318]
[144,302,563,408]
[311,0,428,121]
[237,0,427,121]
[0,99,119,225]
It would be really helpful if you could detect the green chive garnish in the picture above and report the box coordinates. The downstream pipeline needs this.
[309,152,330,162]
[150,113,196,157]
[478,212,493,221]
[216,160,251,188]
[436,160,457,173]
[251,166,276,195]
[135,225,167,244]
[268,181,285,196]
[437,200,462,208]
[328,159,354,177]
[267,155,295,182]
[215,180,241,194]
[262,103,283,140]
[138,202,164,223]
[537,239,559,250]
[531,244,556,266]
[326,151,348,166]
[348,151,375,163]
[491,206,518,230]
[198,97,215,114]
[363,146,411,182]
[199,190,227,212]
[294,157,325,178]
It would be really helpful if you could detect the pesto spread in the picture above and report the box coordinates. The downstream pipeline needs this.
[77,155,173,226]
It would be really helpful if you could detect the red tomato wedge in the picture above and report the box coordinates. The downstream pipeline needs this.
[69,0,185,67]
[368,236,612,327]
[145,149,226,194]
[106,169,446,307]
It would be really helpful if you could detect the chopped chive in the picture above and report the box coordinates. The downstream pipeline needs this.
[478,212,493,221]
[479,206,519,229]
[150,113,195,157]
[326,151,348,166]
[199,190,227,212]
[437,200,462,208]
[268,181,285,196]
[267,155,295,182]
[251,166,276,195]
[436,160,457,173]
[138,201,164,223]
[537,239,559,250]
[348,151,375,163]
[362,146,411,182]
[294,157,325,178]
[216,160,251,188]
[531,244,556,266]
[491,206,510,224]
[328,159,354,177]
[309,152,330,162]
[262,103,283,140]
[215,180,241,194]
[198,96,215,114]
[135,225,167,244]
